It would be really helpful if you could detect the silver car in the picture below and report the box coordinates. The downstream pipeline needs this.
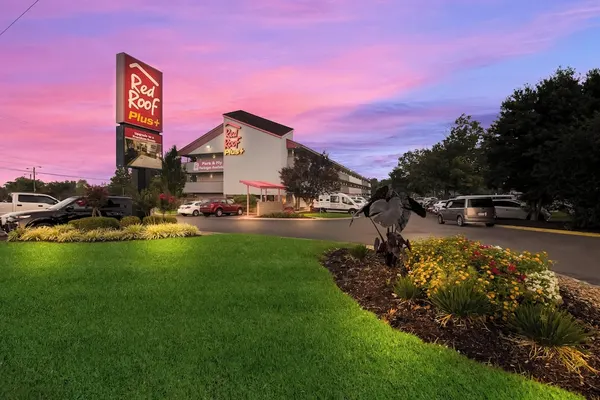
[437,196,496,227]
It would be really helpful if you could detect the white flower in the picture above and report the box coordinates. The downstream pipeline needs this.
[494,245,503,250]
[369,197,403,228]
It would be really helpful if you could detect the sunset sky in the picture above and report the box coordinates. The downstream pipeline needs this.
[1,0,599,184]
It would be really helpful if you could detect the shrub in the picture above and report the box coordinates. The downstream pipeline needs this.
[121,224,145,240]
[69,217,120,232]
[511,303,589,347]
[430,283,491,321]
[510,303,594,373]
[82,229,126,242]
[7,228,25,242]
[143,215,178,225]
[232,195,257,207]
[142,223,200,240]
[406,236,560,318]
[349,244,369,260]
[260,212,307,218]
[394,276,422,301]
[120,216,142,228]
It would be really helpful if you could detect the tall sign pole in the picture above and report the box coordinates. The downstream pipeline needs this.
[115,52,164,193]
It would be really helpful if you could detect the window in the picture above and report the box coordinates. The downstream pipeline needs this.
[494,200,517,208]
[17,194,42,203]
[468,197,493,207]
[38,196,58,205]
[342,197,353,205]
[330,196,340,203]
[226,199,234,205]
[450,199,465,208]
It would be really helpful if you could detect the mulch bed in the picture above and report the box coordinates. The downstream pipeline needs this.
[322,248,600,399]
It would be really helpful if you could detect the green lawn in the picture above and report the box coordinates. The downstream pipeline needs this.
[303,212,353,219]
[0,236,577,399]
[550,211,572,221]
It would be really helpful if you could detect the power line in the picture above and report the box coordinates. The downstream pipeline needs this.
[0,0,41,39]
[0,166,109,182]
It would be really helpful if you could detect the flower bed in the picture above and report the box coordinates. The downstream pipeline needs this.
[322,236,599,399]
[6,223,200,242]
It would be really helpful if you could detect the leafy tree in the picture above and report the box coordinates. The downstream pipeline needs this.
[0,186,9,202]
[134,188,158,216]
[280,151,340,208]
[4,177,45,194]
[484,67,586,219]
[160,146,186,197]
[44,181,77,200]
[108,167,135,196]
[75,180,89,196]
[84,185,109,217]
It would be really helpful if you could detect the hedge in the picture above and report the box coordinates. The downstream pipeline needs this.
[120,216,142,228]
[143,215,178,225]
[69,217,120,231]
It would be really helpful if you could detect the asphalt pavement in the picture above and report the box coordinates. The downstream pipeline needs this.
[179,214,600,285]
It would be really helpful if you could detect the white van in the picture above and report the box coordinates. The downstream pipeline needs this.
[314,193,361,214]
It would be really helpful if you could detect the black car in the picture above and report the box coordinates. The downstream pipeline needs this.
[1,196,133,232]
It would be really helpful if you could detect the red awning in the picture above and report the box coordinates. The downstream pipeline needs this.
[239,180,286,190]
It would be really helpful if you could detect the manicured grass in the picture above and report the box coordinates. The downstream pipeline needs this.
[303,212,354,219]
[0,236,578,399]
[551,211,572,221]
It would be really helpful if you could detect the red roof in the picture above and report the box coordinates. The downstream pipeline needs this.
[239,180,286,189]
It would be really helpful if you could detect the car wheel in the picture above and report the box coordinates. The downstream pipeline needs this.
[216,208,223,217]
[237,208,243,215]
[457,215,464,226]
[33,222,53,228]
[192,210,199,217]
[437,214,445,224]
[485,223,495,227]
[348,208,356,215]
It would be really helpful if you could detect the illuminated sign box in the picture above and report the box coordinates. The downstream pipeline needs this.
[116,53,163,133]
[117,126,163,170]
[224,123,245,155]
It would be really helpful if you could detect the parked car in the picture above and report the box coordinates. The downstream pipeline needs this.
[200,198,244,217]
[314,193,361,214]
[0,192,59,216]
[493,199,551,221]
[437,196,496,227]
[177,201,206,216]
[1,196,133,233]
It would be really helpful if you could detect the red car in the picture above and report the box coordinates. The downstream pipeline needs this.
[200,198,244,217]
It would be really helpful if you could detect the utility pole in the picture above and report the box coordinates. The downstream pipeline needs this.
[27,166,42,193]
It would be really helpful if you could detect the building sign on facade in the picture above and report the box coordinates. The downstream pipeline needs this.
[224,123,245,156]
[193,159,223,172]
[116,53,163,133]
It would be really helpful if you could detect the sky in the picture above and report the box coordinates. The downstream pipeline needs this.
[1,0,600,184]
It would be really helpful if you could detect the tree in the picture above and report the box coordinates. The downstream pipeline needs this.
[484,67,586,219]
[160,146,187,197]
[84,185,109,217]
[280,151,340,208]
[75,180,89,196]
[4,177,45,194]
[134,188,158,217]
[108,168,135,196]
[0,187,9,202]
[44,181,77,200]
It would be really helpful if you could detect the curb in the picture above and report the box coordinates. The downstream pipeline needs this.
[497,224,600,238]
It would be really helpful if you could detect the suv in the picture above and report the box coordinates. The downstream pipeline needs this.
[1,196,133,232]
[199,198,244,217]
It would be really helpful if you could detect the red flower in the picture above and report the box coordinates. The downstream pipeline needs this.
[508,264,517,273]
[518,274,527,282]
[169,196,175,203]
[489,260,496,267]
[473,250,481,257]
[491,267,501,275]
[159,193,167,200]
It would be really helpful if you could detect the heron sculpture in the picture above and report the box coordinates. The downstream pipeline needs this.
[350,185,427,269]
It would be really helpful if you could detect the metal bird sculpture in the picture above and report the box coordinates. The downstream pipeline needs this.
[350,185,427,269]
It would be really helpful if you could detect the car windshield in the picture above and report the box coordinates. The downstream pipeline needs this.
[48,196,79,210]
[182,202,194,206]
[469,198,494,207]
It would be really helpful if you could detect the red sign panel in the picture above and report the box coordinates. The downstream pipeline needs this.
[193,159,223,172]
[123,127,163,170]
[116,53,163,133]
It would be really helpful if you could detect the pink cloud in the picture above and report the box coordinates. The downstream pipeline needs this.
[1,0,599,183]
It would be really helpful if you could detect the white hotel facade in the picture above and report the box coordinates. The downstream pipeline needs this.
[178,110,371,198]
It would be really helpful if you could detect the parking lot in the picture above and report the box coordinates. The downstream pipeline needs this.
[179,213,600,285]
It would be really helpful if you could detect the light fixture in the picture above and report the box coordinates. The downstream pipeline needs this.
[206,145,211,149]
